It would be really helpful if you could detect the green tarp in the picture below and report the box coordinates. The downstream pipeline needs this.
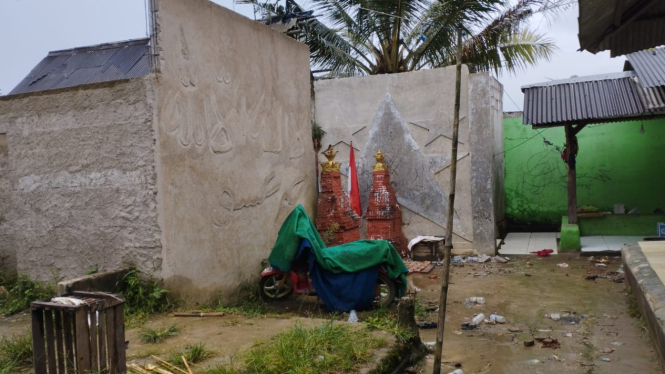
[268,205,408,294]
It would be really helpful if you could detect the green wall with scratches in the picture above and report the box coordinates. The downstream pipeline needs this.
[504,117,665,229]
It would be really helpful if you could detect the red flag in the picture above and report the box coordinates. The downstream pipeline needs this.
[348,141,362,216]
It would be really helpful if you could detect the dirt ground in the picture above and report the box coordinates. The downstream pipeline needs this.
[411,254,661,374]
[0,253,661,373]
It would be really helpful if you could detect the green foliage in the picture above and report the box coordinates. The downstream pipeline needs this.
[312,121,324,150]
[205,321,384,374]
[139,324,180,344]
[292,0,564,76]
[86,264,99,275]
[167,343,215,368]
[116,269,171,327]
[0,275,55,316]
[0,333,33,374]
[363,307,414,343]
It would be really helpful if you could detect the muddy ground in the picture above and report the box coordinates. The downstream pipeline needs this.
[0,253,661,373]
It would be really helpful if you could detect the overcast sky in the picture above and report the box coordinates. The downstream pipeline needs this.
[0,0,625,111]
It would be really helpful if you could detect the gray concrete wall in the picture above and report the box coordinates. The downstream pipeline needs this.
[468,73,503,253]
[0,78,162,281]
[0,131,15,275]
[153,0,316,301]
[315,68,502,254]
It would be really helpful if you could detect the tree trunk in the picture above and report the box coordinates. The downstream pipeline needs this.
[565,124,578,225]
[433,28,463,374]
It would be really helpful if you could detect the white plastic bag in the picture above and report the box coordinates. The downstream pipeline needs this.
[348,310,358,323]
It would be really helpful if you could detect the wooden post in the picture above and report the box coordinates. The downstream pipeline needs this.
[433,27,463,374]
[564,124,584,225]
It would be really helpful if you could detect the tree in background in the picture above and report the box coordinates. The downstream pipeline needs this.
[287,0,568,76]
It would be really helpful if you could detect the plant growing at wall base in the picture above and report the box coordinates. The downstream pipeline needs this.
[312,121,324,150]
[0,275,55,316]
[116,269,171,325]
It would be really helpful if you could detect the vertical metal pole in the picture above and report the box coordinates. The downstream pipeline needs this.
[433,27,463,374]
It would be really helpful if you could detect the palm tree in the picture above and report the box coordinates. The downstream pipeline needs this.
[289,0,564,76]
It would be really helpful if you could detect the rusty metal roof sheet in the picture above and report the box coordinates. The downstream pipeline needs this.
[521,71,665,127]
[9,38,150,96]
[625,48,665,88]
[578,0,665,57]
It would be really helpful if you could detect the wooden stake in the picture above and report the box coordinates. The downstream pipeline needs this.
[151,355,190,374]
[182,356,194,374]
[433,27,463,374]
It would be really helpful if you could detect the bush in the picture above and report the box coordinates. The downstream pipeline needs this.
[0,275,54,316]
[116,269,171,326]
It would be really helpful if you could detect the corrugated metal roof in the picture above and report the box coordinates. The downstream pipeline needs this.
[578,0,665,57]
[521,71,665,127]
[625,48,665,88]
[9,38,151,96]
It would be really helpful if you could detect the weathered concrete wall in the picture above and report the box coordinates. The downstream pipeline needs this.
[0,78,162,281]
[153,0,316,300]
[314,68,502,254]
[468,73,503,253]
[0,130,15,275]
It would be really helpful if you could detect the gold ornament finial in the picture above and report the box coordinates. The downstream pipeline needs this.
[321,145,341,172]
[373,149,387,171]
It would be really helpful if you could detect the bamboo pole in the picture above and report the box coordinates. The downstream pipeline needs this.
[433,27,463,374]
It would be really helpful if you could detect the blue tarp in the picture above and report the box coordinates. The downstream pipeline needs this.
[298,239,379,312]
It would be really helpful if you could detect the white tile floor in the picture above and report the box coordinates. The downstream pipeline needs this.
[498,233,644,254]
[499,232,558,255]
[580,236,644,252]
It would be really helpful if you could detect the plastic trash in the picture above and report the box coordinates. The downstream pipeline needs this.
[549,313,561,321]
[465,297,485,309]
[448,370,463,374]
[348,310,358,323]
[471,313,485,326]
[489,314,506,324]
[557,263,569,268]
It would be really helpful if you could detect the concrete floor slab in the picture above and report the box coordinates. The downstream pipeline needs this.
[582,236,645,252]
[603,236,643,250]
[526,232,558,254]
[580,236,608,252]
[498,233,531,255]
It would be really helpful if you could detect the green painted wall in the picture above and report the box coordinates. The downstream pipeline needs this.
[504,117,665,229]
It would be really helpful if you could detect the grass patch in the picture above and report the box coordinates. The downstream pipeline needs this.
[0,333,33,374]
[194,278,283,319]
[167,343,215,369]
[0,274,55,316]
[205,321,385,374]
[363,307,414,343]
[139,324,180,344]
[116,269,172,327]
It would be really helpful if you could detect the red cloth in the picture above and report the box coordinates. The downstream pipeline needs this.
[530,249,554,257]
[348,141,362,217]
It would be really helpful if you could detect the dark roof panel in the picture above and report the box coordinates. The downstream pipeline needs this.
[521,71,665,127]
[9,38,151,95]
[578,0,665,57]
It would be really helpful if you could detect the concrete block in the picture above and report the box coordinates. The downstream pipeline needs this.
[57,268,130,296]
[560,220,581,252]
